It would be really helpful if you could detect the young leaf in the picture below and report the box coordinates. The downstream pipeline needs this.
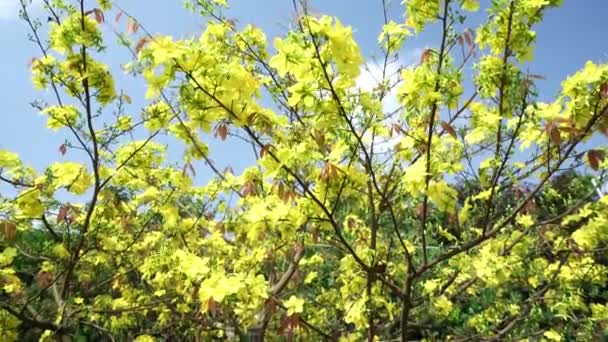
[587,149,605,171]
[441,121,457,139]
[114,10,123,24]
[35,270,54,288]
[1,221,16,241]
[420,48,432,64]
[57,205,69,224]
[59,144,67,156]
[546,123,561,145]
[93,8,105,24]
[127,17,140,34]
[135,37,150,54]
[122,94,132,104]
[260,144,273,158]
[214,123,229,141]
[600,83,608,99]
[242,181,257,197]
[320,162,338,182]
[463,29,474,47]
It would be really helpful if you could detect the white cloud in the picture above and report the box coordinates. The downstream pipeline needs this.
[356,48,423,153]
[0,0,18,20]
[357,47,422,112]
[0,0,41,21]
[357,61,401,114]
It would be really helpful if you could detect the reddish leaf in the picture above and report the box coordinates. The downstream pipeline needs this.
[463,29,477,57]
[420,48,432,64]
[440,121,457,139]
[390,123,403,137]
[135,37,150,54]
[587,149,606,171]
[320,162,338,182]
[415,204,425,218]
[59,144,67,156]
[57,206,69,224]
[260,144,274,158]
[126,17,139,34]
[546,123,561,145]
[205,298,219,315]
[1,221,16,241]
[274,181,295,203]
[93,8,105,24]
[35,270,54,288]
[214,123,228,141]
[463,29,474,47]
[114,10,123,24]
[242,181,257,197]
[447,213,457,225]
[601,83,608,99]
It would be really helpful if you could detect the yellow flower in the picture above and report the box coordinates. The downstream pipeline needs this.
[284,295,305,316]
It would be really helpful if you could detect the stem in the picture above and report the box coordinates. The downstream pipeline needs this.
[482,0,516,233]
[420,0,451,265]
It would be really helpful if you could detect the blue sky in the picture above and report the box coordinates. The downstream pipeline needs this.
[0,0,607,185]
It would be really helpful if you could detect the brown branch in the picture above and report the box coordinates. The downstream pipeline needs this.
[1,305,67,334]
[269,245,305,295]
[416,102,608,277]
[60,0,103,304]
[175,59,406,298]
[482,0,516,234]
[20,1,93,161]
[419,0,451,265]
[41,215,61,241]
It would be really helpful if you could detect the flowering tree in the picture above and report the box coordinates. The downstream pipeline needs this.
[1,0,607,340]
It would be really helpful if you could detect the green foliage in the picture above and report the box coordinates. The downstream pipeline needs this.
[1,0,607,340]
